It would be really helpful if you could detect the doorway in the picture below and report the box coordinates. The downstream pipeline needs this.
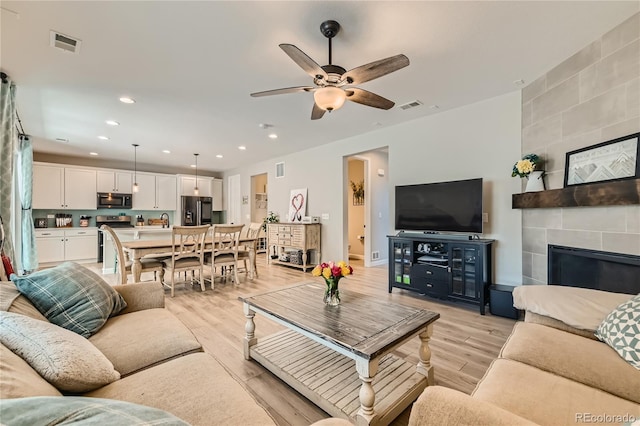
[347,159,366,261]
[344,148,389,268]
[251,173,268,223]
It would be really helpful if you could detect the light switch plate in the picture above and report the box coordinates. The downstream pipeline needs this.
[321,213,330,220]
[482,212,489,223]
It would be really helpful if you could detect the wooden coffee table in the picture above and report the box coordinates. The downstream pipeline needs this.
[239,282,440,426]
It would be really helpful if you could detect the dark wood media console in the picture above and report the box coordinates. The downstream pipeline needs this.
[388,234,494,314]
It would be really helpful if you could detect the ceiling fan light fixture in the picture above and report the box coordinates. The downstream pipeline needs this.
[314,86,346,112]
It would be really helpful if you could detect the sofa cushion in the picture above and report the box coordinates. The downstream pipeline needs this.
[473,358,640,425]
[86,352,276,425]
[89,308,202,376]
[0,396,189,425]
[0,281,47,321]
[0,311,120,393]
[11,262,127,337]
[524,311,597,340]
[512,285,632,331]
[500,321,640,404]
[0,343,62,399]
[596,294,640,369]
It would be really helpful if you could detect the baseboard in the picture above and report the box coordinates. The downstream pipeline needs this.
[369,259,387,267]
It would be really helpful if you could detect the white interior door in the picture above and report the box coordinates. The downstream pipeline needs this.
[227,174,241,224]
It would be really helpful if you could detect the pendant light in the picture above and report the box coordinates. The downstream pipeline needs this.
[132,144,139,193]
[193,153,199,195]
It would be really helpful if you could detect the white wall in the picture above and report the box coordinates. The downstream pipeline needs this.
[225,91,523,284]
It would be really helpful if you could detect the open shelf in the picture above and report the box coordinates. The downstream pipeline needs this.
[512,178,640,209]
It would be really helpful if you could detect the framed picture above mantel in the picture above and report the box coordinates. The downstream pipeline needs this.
[564,132,640,187]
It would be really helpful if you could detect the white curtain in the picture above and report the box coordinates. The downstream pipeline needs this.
[0,75,17,262]
[19,135,37,272]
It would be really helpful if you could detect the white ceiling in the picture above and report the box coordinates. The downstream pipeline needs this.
[2,1,638,173]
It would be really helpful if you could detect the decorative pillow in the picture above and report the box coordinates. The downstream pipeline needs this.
[595,294,640,369]
[0,396,189,425]
[11,262,127,337]
[0,311,120,392]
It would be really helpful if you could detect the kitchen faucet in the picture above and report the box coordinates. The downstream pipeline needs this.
[160,212,170,229]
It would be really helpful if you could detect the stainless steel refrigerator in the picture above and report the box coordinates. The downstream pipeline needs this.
[181,196,212,226]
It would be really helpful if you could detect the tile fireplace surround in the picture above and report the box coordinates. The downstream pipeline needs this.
[520,13,640,284]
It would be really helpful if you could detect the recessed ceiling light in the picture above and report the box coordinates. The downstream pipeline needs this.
[162,150,171,154]
[190,164,196,168]
[119,97,135,104]
[268,133,278,139]
[106,120,120,126]
[98,136,109,140]
[429,105,440,110]
[55,138,69,143]
[238,146,246,150]
[513,79,525,86]
[216,154,223,158]
[89,152,98,156]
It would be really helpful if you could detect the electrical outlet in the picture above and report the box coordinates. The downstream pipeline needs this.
[321,213,329,220]
[372,251,380,260]
[47,214,55,219]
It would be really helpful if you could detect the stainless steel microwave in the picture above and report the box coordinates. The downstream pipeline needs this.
[97,193,132,209]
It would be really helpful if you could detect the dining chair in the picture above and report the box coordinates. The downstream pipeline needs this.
[162,225,209,297]
[99,225,164,284]
[205,224,244,287]
[238,222,262,279]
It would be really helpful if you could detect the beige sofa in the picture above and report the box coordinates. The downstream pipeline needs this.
[407,285,640,426]
[0,280,276,425]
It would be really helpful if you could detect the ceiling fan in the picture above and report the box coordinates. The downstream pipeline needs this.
[250,20,410,120]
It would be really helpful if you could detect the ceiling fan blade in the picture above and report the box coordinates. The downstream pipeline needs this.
[279,44,328,80]
[250,86,315,97]
[342,54,410,85]
[345,88,395,110]
[311,102,326,120]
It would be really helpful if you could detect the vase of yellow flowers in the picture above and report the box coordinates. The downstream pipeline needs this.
[312,261,353,306]
[512,154,545,192]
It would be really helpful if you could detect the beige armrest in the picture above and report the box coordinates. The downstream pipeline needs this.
[309,419,353,426]
[408,386,538,426]
[114,281,164,314]
[512,285,632,331]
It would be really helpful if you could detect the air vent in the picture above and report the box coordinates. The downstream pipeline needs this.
[50,31,81,54]
[275,162,285,178]
[399,100,423,110]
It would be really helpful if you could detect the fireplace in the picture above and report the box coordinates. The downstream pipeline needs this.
[548,245,640,294]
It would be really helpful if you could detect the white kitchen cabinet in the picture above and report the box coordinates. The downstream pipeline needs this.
[212,178,223,211]
[36,228,97,265]
[133,173,177,210]
[35,230,65,263]
[33,164,97,210]
[179,175,212,197]
[97,170,132,193]
[33,164,64,209]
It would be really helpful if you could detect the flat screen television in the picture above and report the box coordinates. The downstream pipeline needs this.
[395,178,483,233]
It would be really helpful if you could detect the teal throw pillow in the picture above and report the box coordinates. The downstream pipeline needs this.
[0,396,189,425]
[11,262,127,338]
[595,294,640,369]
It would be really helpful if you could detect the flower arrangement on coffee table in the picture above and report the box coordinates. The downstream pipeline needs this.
[312,261,353,306]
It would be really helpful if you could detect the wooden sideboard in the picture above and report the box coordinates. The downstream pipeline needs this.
[267,223,321,271]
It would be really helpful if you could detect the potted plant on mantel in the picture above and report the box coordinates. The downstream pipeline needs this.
[512,154,545,192]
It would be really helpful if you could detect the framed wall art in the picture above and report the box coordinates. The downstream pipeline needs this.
[564,132,640,187]
[288,188,307,222]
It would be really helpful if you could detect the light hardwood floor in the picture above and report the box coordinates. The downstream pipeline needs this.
[91,255,516,426]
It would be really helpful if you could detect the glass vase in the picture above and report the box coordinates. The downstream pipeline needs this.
[323,277,341,306]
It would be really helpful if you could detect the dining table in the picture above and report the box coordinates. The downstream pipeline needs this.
[122,236,257,282]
